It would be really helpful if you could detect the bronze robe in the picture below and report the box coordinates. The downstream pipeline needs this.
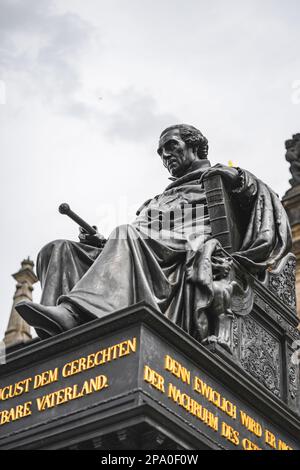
[37,163,292,336]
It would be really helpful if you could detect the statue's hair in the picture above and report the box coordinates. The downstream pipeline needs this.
[160,124,209,160]
[285,133,300,149]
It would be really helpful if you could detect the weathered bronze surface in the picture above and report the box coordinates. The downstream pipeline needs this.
[16,124,293,352]
[285,133,300,187]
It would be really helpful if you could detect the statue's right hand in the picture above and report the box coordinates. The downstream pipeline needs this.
[78,226,106,248]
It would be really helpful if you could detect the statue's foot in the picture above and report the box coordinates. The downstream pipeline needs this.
[15,301,82,338]
[204,334,232,353]
[202,335,218,345]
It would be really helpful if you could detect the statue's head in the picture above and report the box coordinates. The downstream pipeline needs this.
[157,124,209,177]
[285,133,300,162]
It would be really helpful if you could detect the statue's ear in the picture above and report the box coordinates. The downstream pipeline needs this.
[193,145,199,157]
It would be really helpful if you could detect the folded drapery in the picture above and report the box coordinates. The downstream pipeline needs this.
[36,164,291,337]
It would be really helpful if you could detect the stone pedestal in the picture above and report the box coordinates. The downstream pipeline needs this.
[0,298,299,450]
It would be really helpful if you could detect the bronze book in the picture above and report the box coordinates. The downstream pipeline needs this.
[203,174,242,254]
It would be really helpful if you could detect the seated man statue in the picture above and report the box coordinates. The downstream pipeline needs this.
[16,124,292,346]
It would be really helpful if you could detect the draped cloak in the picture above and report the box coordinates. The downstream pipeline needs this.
[38,161,292,336]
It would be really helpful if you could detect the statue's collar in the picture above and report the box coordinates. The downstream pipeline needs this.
[165,159,211,190]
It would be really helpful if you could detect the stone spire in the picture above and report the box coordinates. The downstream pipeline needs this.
[282,132,300,319]
[4,258,38,348]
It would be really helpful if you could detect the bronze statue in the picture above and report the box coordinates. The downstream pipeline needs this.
[16,124,292,351]
[285,133,300,187]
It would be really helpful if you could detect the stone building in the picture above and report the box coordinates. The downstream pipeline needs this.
[3,258,37,349]
[282,132,300,320]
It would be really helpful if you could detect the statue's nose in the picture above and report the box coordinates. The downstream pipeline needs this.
[162,148,171,158]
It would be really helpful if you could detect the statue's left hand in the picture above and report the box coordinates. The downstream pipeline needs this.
[200,164,240,189]
[211,253,233,280]
[79,226,107,248]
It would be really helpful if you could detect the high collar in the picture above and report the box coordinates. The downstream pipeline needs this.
[165,159,211,190]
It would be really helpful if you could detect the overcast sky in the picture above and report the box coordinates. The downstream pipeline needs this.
[0,0,299,339]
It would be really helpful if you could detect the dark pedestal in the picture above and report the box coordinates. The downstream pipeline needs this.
[0,303,299,450]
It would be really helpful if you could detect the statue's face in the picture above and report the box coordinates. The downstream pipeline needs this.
[157,129,197,177]
[286,139,300,162]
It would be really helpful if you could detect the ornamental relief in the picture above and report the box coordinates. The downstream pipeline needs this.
[268,257,296,312]
[239,316,281,398]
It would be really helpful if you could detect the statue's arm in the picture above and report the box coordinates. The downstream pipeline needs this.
[79,226,107,248]
[201,164,257,207]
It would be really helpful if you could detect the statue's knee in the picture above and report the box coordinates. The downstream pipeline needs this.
[37,239,71,273]
[110,224,133,240]
[39,239,69,257]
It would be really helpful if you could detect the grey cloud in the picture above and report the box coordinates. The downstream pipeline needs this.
[0,0,51,35]
[63,87,179,143]
[0,0,177,142]
[104,88,179,142]
[0,0,93,101]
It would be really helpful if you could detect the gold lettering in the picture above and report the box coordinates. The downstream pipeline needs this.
[62,338,137,377]
[212,390,221,407]
[0,401,32,426]
[1,386,12,401]
[111,345,119,360]
[36,375,108,412]
[193,376,236,419]
[265,429,277,449]
[86,353,96,369]
[55,389,66,405]
[127,337,137,354]
[94,350,103,365]
[242,438,262,451]
[168,382,180,402]
[207,412,219,432]
[164,355,190,384]
[167,383,218,432]
[118,341,128,357]
[62,362,72,377]
[240,411,262,437]
[34,368,58,389]
[64,387,74,402]
[100,347,112,364]
[221,422,240,446]
[194,376,212,399]
[78,357,87,371]
[143,365,165,393]
[0,378,32,401]
[37,394,50,411]
[278,440,293,451]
